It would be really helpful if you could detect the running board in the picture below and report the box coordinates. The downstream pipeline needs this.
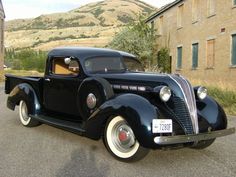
[30,114,86,135]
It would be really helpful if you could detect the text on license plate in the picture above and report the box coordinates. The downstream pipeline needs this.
[152,119,173,133]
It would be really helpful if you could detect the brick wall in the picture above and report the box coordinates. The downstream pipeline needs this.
[148,0,236,88]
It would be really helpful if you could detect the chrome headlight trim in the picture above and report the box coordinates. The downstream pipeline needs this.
[159,86,171,102]
[197,86,207,100]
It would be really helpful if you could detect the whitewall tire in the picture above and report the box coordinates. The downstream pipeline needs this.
[104,116,149,162]
[19,100,40,127]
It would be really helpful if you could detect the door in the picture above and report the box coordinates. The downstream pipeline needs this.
[43,57,82,116]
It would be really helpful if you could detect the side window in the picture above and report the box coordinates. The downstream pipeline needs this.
[51,57,80,76]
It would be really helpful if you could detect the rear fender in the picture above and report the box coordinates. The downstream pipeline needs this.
[85,94,159,148]
[7,83,41,115]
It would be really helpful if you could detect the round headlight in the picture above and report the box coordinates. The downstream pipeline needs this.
[159,86,171,102]
[197,87,207,100]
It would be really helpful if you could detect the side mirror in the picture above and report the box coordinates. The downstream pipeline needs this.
[64,57,71,65]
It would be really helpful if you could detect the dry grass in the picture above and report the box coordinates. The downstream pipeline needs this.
[5,26,121,50]
[189,78,235,92]
[189,78,236,116]
[4,69,43,77]
[35,36,113,51]
[5,0,155,50]
[207,87,236,116]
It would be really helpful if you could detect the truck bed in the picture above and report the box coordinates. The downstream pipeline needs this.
[5,74,44,103]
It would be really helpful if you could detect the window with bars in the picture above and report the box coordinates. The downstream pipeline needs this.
[206,39,215,68]
[192,43,199,69]
[177,46,182,69]
[232,34,236,66]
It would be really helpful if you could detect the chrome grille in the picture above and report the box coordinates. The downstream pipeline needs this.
[172,97,194,134]
[170,75,199,134]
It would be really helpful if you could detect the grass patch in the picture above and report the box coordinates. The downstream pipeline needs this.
[207,87,236,116]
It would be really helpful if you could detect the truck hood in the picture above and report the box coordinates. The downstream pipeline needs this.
[92,72,189,98]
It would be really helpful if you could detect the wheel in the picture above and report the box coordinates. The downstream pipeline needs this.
[19,100,40,127]
[78,77,114,120]
[104,116,149,162]
[191,139,215,149]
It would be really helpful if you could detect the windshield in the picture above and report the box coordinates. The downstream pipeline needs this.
[84,56,144,73]
[123,57,144,72]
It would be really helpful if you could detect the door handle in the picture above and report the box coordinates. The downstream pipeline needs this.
[45,78,51,82]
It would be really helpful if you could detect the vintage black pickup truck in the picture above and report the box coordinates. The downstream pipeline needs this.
[5,47,235,162]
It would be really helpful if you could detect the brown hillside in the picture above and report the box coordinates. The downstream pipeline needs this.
[5,0,156,51]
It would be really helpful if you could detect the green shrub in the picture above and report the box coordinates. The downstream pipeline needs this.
[5,49,47,72]
[157,47,171,73]
[208,87,236,115]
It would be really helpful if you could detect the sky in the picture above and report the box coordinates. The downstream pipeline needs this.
[2,0,175,21]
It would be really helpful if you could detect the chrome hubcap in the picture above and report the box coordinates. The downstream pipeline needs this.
[112,121,136,153]
[86,93,97,109]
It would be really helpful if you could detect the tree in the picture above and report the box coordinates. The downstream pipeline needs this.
[108,16,156,66]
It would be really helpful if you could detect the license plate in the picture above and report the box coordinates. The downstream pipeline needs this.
[152,119,173,133]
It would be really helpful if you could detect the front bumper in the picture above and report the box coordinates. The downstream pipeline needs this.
[154,128,235,145]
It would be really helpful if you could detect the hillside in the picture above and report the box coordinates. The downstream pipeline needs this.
[5,0,156,51]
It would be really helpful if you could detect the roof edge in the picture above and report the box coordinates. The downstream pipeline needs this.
[145,0,183,23]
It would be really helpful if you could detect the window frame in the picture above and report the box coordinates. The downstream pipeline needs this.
[192,0,199,23]
[177,4,184,28]
[192,43,199,69]
[207,0,216,17]
[49,56,80,77]
[176,46,183,70]
[231,34,236,66]
[206,39,215,69]
[158,16,164,35]
[233,0,236,6]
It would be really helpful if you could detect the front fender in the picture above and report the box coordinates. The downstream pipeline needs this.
[7,83,41,115]
[85,94,159,148]
[197,96,227,132]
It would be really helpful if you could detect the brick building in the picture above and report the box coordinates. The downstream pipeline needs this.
[146,0,236,88]
[0,0,4,79]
